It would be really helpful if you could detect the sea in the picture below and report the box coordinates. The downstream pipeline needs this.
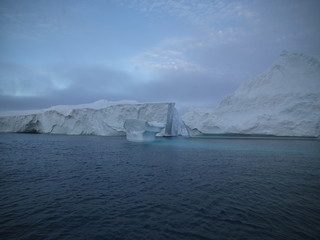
[0,133,319,240]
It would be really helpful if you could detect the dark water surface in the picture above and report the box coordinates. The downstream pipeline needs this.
[1,133,320,240]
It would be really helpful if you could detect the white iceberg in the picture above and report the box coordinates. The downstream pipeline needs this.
[0,101,181,137]
[124,119,165,142]
[183,51,320,138]
[0,99,139,117]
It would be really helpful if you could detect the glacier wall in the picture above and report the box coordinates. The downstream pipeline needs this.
[183,51,320,138]
[124,119,165,142]
[0,102,180,137]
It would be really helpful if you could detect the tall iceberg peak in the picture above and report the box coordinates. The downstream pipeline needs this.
[231,51,320,98]
[183,52,320,138]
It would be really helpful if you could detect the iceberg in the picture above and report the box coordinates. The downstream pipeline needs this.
[124,119,165,142]
[0,99,139,117]
[183,51,320,138]
[0,101,181,137]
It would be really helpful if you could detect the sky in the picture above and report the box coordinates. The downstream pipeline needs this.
[0,0,320,111]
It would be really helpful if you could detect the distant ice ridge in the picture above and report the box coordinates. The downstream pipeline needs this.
[0,99,138,117]
[183,51,320,138]
[0,101,181,137]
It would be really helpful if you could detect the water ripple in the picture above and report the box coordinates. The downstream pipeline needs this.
[0,134,320,240]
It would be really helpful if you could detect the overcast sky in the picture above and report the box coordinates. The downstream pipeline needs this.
[1,0,319,111]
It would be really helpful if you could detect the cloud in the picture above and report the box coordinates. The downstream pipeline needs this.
[0,62,55,97]
[0,62,136,110]
[137,69,239,104]
[1,0,319,112]
[125,0,320,85]
[0,59,240,111]
[0,0,82,41]
[120,0,269,84]
[119,0,257,32]
[118,0,320,51]
[131,46,206,74]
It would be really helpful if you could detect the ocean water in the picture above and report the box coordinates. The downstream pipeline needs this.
[0,133,320,240]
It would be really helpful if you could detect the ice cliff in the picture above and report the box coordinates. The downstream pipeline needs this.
[0,101,180,137]
[183,51,320,138]
[124,119,165,142]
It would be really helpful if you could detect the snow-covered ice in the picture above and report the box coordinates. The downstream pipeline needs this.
[0,101,180,137]
[124,119,165,142]
[0,99,138,117]
[183,51,320,138]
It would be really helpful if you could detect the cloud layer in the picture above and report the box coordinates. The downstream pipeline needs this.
[1,0,319,111]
